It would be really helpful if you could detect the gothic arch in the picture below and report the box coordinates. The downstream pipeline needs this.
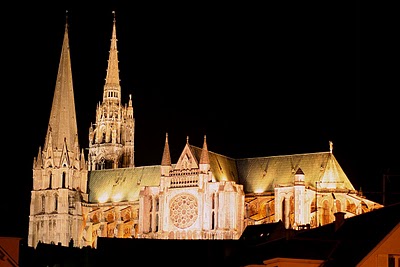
[41,195,46,212]
[54,193,58,211]
[98,124,106,143]
[48,171,52,189]
[62,172,66,188]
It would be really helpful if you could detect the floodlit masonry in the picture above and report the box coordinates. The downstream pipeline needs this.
[28,12,383,248]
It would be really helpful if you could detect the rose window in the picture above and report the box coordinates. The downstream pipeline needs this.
[170,194,198,229]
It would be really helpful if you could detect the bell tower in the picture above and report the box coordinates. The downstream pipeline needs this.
[28,14,88,248]
[88,11,134,170]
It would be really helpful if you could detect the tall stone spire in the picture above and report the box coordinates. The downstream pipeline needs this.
[88,11,135,170]
[29,12,88,249]
[103,10,121,105]
[44,17,78,152]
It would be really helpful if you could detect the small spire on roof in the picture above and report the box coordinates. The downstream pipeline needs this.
[200,135,210,165]
[186,136,189,143]
[329,140,333,153]
[161,132,171,166]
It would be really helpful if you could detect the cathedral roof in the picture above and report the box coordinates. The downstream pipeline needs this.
[87,146,354,203]
[235,151,355,193]
[190,146,239,183]
[88,166,160,203]
[191,146,354,193]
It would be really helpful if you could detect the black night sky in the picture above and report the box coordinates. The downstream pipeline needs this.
[2,2,398,239]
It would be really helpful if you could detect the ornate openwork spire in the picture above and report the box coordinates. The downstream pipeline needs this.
[88,10,135,170]
[103,10,121,104]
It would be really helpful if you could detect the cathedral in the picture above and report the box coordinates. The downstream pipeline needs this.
[28,12,383,249]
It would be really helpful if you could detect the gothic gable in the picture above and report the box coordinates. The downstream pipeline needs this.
[175,142,199,171]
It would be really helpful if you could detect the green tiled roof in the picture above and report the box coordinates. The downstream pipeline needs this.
[236,152,355,194]
[190,146,239,183]
[87,148,355,203]
[88,166,161,203]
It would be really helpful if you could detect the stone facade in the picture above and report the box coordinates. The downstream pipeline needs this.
[28,23,89,248]
[138,136,245,240]
[28,12,383,249]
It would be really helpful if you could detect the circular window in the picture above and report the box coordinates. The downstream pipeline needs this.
[170,194,198,229]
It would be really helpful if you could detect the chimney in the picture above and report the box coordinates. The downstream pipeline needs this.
[334,211,345,231]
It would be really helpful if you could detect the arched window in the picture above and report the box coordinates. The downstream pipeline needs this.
[54,194,58,211]
[155,197,159,232]
[41,195,45,212]
[62,172,66,188]
[48,172,52,189]
[156,197,159,212]
[98,158,106,170]
[155,214,159,232]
